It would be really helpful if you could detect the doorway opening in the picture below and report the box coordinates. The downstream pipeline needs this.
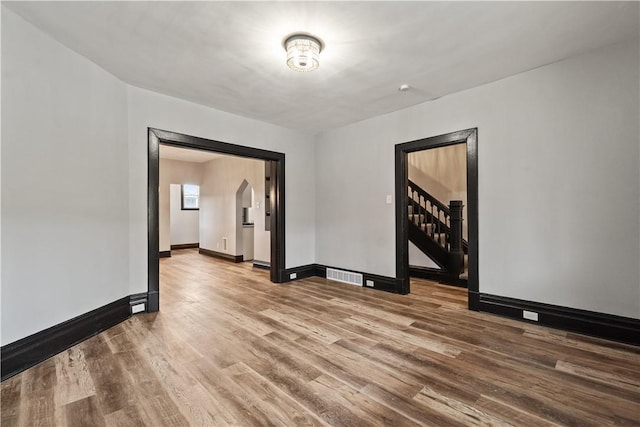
[395,128,479,309]
[236,179,257,263]
[148,128,285,312]
[407,143,468,287]
[169,183,201,252]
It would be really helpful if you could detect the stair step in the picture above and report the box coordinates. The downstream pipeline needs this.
[411,218,445,243]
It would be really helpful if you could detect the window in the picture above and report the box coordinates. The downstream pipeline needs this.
[181,184,199,210]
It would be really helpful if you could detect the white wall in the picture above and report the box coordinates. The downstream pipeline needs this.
[409,144,467,207]
[1,8,130,344]
[199,156,268,261]
[316,40,639,319]
[127,86,316,294]
[409,242,440,269]
[159,159,203,251]
[169,184,199,246]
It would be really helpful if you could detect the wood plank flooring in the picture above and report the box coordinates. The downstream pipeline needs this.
[2,248,639,426]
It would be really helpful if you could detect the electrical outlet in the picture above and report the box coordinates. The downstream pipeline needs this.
[290,272,297,279]
[366,280,374,287]
[523,310,539,321]
[131,303,145,314]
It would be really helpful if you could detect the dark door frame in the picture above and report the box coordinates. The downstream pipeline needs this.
[395,128,479,310]
[147,128,285,312]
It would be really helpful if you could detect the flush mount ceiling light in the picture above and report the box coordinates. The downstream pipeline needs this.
[283,33,324,72]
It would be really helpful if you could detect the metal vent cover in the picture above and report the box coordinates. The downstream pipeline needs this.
[326,268,363,286]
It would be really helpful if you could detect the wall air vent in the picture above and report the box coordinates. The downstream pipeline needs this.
[326,268,363,287]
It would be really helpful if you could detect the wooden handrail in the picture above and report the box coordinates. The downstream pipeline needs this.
[408,179,449,214]
[408,179,468,252]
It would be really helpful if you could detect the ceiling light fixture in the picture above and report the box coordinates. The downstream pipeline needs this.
[283,33,323,72]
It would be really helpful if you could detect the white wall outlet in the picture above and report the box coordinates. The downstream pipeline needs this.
[290,272,297,279]
[385,195,393,204]
[523,310,539,321]
[131,303,145,314]
[366,280,374,287]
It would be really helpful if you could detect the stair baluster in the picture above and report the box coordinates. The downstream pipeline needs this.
[411,190,416,226]
[418,194,423,229]
[436,205,441,247]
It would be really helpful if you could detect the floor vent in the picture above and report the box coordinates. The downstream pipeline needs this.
[326,268,363,287]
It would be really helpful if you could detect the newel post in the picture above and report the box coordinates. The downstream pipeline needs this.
[448,200,464,275]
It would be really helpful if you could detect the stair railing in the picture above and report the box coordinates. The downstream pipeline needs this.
[408,180,450,249]
[408,179,465,275]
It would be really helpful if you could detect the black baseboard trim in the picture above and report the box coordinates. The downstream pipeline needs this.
[364,271,399,293]
[468,290,480,311]
[159,251,171,258]
[280,264,321,282]
[170,243,199,250]
[409,266,468,288]
[129,292,148,313]
[308,263,327,278]
[253,260,271,270]
[1,296,132,381]
[314,264,400,293]
[478,293,640,346]
[148,290,159,312]
[199,248,243,263]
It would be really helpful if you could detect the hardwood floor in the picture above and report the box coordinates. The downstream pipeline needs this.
[2,249,639,426]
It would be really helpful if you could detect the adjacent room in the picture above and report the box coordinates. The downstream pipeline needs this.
[2,2,638,426]
[158,145,272,269]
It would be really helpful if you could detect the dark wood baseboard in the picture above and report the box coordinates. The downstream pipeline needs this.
[1,296,132,381]
[199,248,243,263]
[159,251,171,258]
[364,271,399,293]
[409,266,468,288]
[468,290,480,311]
[253,260,271,270]
[278,263,399,293]
[281,264,321,282]
[129,292,148,312]
[170,243,199,250]
[478,293,640,346]
[147,291,159,312]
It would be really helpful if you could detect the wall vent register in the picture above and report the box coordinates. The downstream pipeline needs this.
[326,268,363,286]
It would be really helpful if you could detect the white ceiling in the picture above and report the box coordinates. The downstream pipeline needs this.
[5,1,639,133]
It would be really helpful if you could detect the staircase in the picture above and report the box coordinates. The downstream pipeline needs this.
[408,179,468,286]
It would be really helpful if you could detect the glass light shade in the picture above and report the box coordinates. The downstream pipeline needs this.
[285,35,322,72]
